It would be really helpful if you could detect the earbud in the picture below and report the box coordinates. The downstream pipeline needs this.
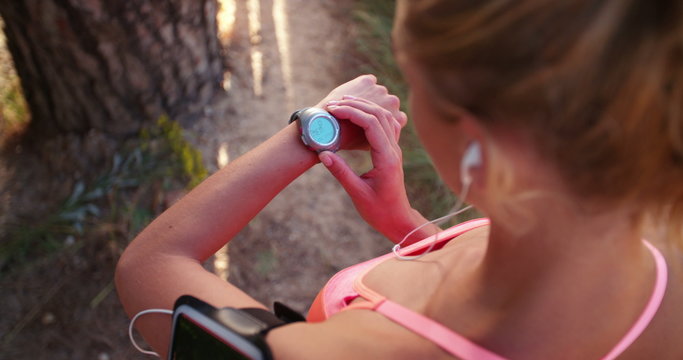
[460,141,482,187]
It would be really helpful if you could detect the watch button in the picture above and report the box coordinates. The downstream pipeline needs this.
[301,135,309,146]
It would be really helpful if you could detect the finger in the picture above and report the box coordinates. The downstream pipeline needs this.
[343,95,404,136]
[357,74,377,85]
[395,111,409,141]
[393,117,402,141]
[318,151,371,199]
[336,98,398,144]
[384,94,402,120]
[327,104,390,147]
[326,105,400,170]
[334,98,396,144]
[342,99,404,152]
[398,111,408,128]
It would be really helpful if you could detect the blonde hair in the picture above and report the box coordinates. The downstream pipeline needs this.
[397,0,683,244]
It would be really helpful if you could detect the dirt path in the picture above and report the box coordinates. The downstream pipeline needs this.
[191,0,387,313]
[0,2,388,359]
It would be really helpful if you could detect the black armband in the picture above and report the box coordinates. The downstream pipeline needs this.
[168,295,305,360]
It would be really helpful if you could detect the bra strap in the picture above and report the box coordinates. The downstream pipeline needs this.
[374,299,508,360]
[600,240,668,360]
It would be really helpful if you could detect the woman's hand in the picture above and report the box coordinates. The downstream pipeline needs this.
[318,97,438,244]
[315,74,407,150]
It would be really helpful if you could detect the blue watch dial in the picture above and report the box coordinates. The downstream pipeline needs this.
[309,116,336,144]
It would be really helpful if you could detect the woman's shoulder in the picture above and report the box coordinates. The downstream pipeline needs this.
[267,307,448,360]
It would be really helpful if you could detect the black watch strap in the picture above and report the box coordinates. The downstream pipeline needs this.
[239,308,286,335]
[288,107,310,124]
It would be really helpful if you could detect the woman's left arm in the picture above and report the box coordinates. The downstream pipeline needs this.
[115,122,318,357]
[115,74,406,357]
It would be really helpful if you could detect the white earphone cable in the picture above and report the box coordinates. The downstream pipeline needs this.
[128,308,173,357]
[392,181,472,261]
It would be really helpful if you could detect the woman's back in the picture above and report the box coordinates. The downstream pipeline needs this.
[365,230,682,359]
[271,224,683,359]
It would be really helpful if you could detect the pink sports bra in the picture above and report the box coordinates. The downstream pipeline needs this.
[307,219,668,360]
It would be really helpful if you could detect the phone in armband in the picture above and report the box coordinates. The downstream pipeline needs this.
[168,295,305,360]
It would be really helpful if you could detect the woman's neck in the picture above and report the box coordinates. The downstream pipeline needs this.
[475,205,651,308]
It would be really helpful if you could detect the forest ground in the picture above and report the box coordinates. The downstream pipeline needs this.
[0,1,390,358]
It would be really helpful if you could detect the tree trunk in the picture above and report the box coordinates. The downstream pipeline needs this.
[0,0,224,140]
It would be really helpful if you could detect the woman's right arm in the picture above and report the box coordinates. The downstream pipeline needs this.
[318,97,441,245]
[115,75,415,355]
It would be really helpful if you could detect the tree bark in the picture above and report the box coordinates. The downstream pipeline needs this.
[0,0,224,139]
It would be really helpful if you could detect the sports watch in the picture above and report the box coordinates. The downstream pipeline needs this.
[289,107,341,153]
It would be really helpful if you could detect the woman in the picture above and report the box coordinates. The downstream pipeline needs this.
[116,0,683,358]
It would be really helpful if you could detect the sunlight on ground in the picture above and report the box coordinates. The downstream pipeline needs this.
[212,142,230,279]
[251,50,264,96]
[217,0,293,100]
[217,0,236,44]
[214,0,237,281]
[247,0,264,96]
[217,142,230,168]
[222,71,232,91]
[212,0,296,278]
[214,244,231,281]
[217,0,236,92]
[273,0,293,108]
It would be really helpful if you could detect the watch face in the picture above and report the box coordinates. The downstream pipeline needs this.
[308,116,336,145]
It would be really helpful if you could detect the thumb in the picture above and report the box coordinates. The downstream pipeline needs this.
[318,151,368,197]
